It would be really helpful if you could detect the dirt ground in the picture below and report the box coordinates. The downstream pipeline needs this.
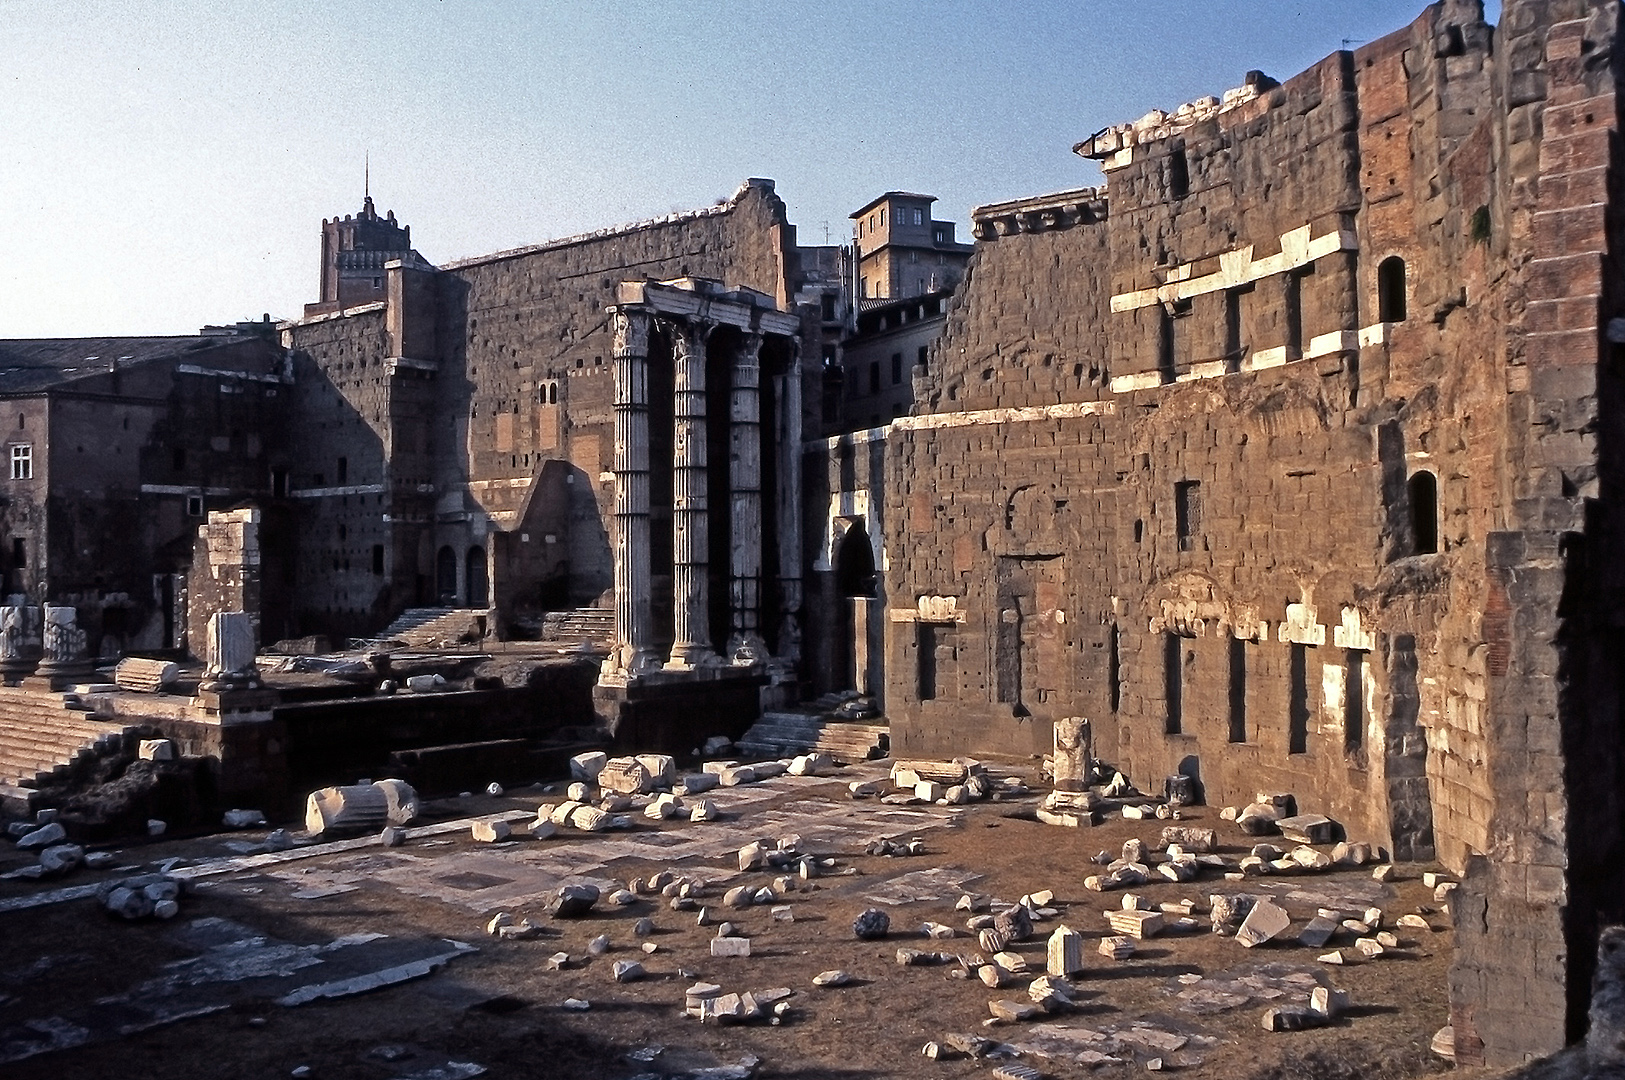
[0,760,1479,1080]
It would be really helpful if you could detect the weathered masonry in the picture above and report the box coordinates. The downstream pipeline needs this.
[874,0,1625,1065]
[279,179,805,646]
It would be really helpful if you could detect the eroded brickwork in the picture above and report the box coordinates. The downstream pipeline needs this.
[879,0,1625,1063]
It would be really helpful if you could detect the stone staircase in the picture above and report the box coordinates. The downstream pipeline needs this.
[0,686,155,812]
[372,608,489,649]
[735,694,889,764]
[539,608,614,650]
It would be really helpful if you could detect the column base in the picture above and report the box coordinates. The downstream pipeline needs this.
[664,643,721,671]
[598,646,665,687]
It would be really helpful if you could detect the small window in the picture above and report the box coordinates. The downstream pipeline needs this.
[372,544,385,575]
[913,208,923,226]
[337,456,348,484]
[186,495,204,517]
[917,345,928,373]
[891,353,903,384]
[372,276,382,289]
[1409,471,1439,554]
[172,447,186,471]
[1378,256,1407,322]
[11,538,24,568]
[8,444,31,480]
[272,467,288,497]
[934,228,945,243]
[1169,144,1190,200]
[821,293,836,321]
[918,623,938,700]
[869,362,880,394]
[880,208,886,227]
[1175,480,1202,551]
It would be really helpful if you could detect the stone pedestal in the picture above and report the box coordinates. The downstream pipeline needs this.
[27,606,92,691]
[1053,716,1093,791]
[0,605,36,685]
[199,611,262,695]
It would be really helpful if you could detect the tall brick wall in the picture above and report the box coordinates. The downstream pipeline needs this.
[881,0,1624,1063]
[283,180,801,641]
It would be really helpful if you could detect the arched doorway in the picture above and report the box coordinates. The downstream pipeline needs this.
[467,546,489,608]
[436,545,458,605]
[834,521,876,695]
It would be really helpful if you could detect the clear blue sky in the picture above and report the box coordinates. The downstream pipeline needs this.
[1,1,1500,338]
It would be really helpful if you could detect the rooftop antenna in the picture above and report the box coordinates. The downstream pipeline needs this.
[822,220,831,245]
[1342,38,1365,49]
[365,153,370,199]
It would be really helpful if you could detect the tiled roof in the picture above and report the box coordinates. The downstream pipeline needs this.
[0,336,230,393]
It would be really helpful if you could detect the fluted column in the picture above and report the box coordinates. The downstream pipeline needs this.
[666,320,719,669]
[727,332,767,664]
[603,308,660,683]
[773,342,805,672]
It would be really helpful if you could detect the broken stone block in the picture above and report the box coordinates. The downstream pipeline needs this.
[988,999,1040,1023]
[568,805,612,832]
[677,772,720,795]
[719,765,758,786]
[1355,937,1386,959]
[545,952,571,971]
[38,843,83,876]
[992,950,1029,974]
[923,921,955,940]
[738,841,765,871]
[147,819,166,836]
[1161,826,1216,851]
[644,794,681,820]
[560,997,590,1010]
[1320,950,1345,964]
[1311,986,1350,1017]
[812,969,851,987]
[689,800,719,822]
[915,780,944,803]
[1398,914,1432,931]
[569,751,607,783]
[711,936,751,958]
[848,779,883,798]
[612,960,645,982]
[1235,899,1291,947]
[306,779,419,835]
[16,822,66,850]
[722,886,754,908]
[551,883,600,918]
[1262,1007,1328,1032]
[1122,838,1146,864]
[1106,910,1164,939]
[1098,935,1135,960]
[958,893,991,913]
[524,819,558,841]
[471,820,511,843]
[586,934,610,955]
[487,912,513,935]
[1277,814,1335,845]
[991,1062,1042,1080]
[1372,863,1396,882]
[1236,803,1283,836]
[634,754,676,788]
[380,826,406,847]
[979,928,1009,953]
[1289,846,1331,871]
[853,908,890,939]
[1159,858,1198,883]
[1423,871,1452,888]
[1434,882,1459,904]
[565,782,590,801]
[138,739,176,762]
[1029,973,1075,1011]
[1342,919,1372,935]
[993,905,1033,942]
[1376,931,1399,948]
[1297,916,1339,948]
[1332,841,1370,866]
[598,757,654,794]
[1047,925,1085,976]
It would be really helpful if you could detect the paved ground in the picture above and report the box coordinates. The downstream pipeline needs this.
[0,761,1461,1080]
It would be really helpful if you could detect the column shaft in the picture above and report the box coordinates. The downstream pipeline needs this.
[728,333,766,663]
[667,321,717,668]
[607,308,658,681]
[773,344,805,670]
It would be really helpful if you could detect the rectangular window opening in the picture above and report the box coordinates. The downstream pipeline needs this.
[918,623,938,701]
[1164,632,1183,735]
[1228,635,1247,742]
[1288,643,1311,754]
[9,444,32,481]
[1344,649,1365,753]
[371,544,385,576]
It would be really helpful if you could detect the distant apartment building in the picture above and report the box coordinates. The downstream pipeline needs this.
[849,192,973,303]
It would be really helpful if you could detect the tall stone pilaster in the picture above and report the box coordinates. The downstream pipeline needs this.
[667,320,719,669]
[727,333,768,664]
[603,308,661,683]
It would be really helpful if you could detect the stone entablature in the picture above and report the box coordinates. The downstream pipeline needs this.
[1074,70,1278,171]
